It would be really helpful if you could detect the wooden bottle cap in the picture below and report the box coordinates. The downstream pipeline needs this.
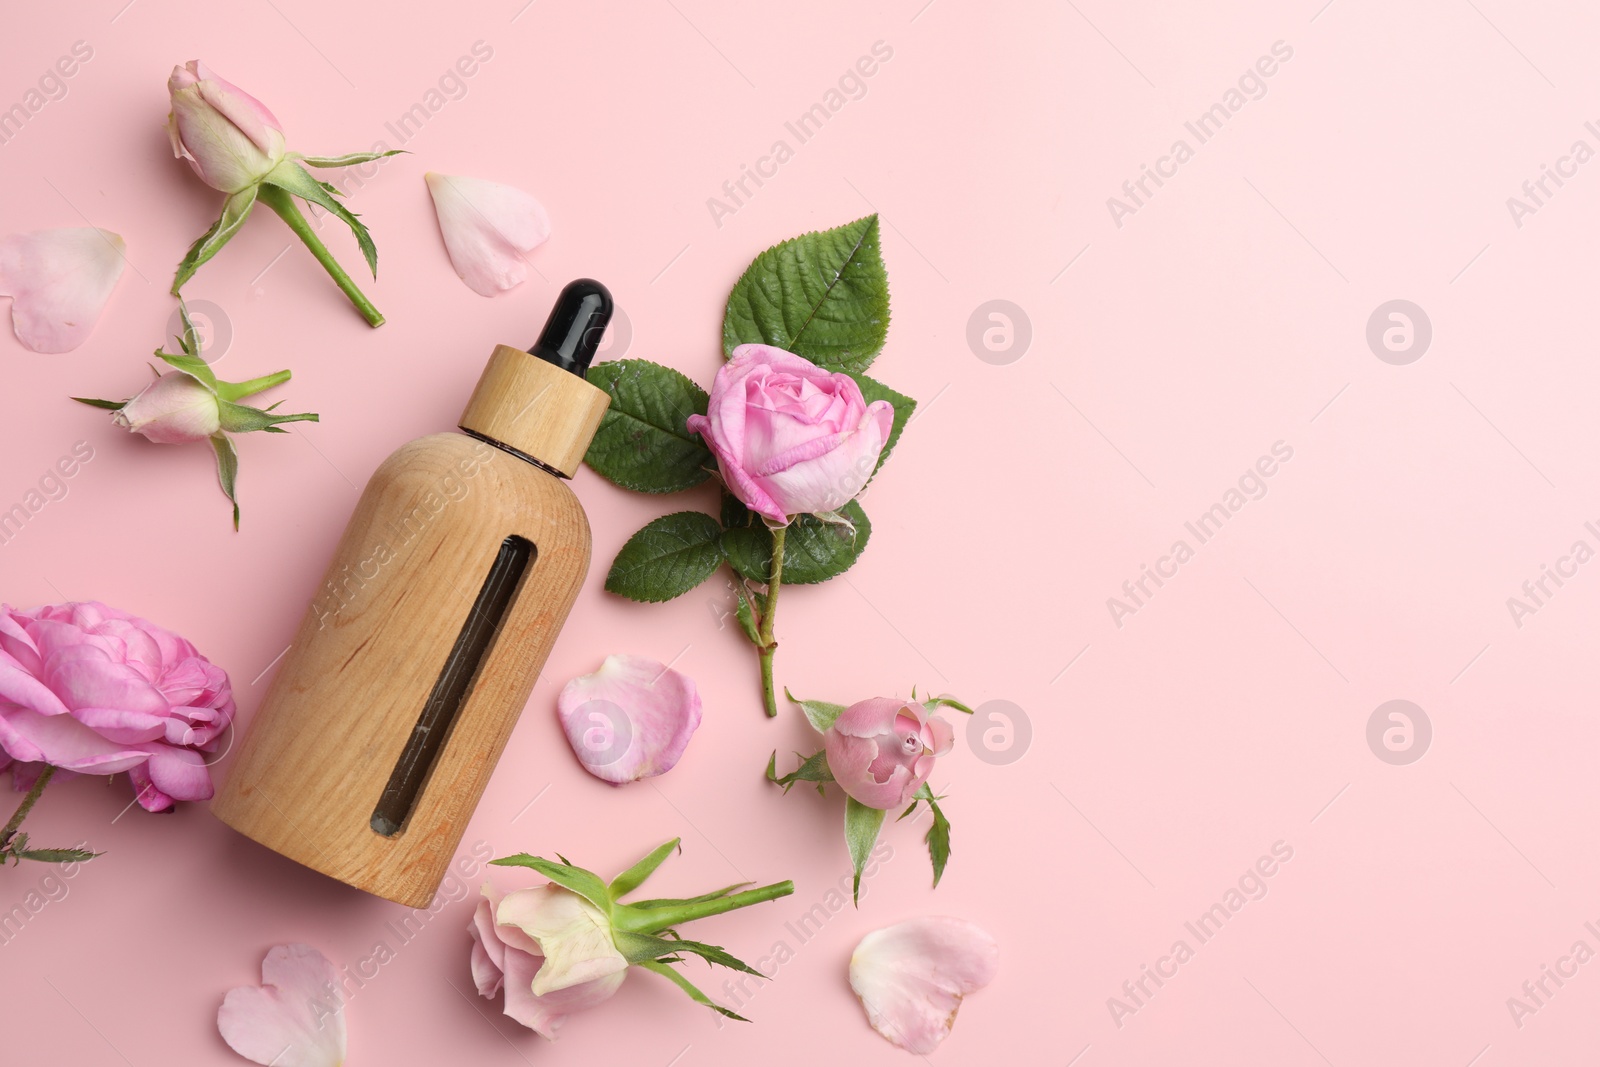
[459,344,611,476]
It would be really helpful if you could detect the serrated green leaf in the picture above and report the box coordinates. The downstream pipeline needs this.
[172,186,258,293]
[784,689,846,733]
[585,360,713,493]
[845,797,886,905]
[490,853,612,913]
[605,512,724,602]
[915,783,952,888]
[722,498,871,585]
[766,749,834,793]
[848,373,915,476]
[638,960,749,1021]
[722,215,890,374]
[610,838,681,900]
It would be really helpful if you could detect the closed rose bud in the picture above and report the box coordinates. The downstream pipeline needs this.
[824,697,955,810]
[687,344,894,524]
[112,371,221,443]
[166,61,286,194]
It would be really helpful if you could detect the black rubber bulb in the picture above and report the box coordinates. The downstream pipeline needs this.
[530,279,613,377]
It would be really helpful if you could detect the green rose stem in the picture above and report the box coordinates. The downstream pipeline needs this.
[756,525,788,717]
[0,764,54,852]
[612,880,795,934]
[257,184,385,328]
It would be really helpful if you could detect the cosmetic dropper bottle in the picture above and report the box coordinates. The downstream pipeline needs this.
[212,279,615,908]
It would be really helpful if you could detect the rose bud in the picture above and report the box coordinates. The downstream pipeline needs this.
[823,697,955,810]
[687,344,894,524]
[166,61,287,194]
[112,371,221,444]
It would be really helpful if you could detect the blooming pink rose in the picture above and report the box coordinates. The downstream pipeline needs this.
[687,344,894,524]
[167,61,286,194]
[0,601,234,811]
[824,698,954,810]
[112,371,222,444]
[469,883,627,1039]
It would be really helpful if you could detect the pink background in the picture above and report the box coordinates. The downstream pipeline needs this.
[1,0,1594,1064]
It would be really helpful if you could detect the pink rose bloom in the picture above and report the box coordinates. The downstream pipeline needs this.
[0,601,234,811]
[113,371,222,444]
[167,61,286,194]
[824,698,954,810]
[468,883,627,1039]
[687,344,894,524]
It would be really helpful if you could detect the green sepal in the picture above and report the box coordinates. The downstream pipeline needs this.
[263,159,379,276]
[907,783,953,888]
[71,396,126,411]
[784,689,846,733]
[766,749,833,795]
[609,838,681,900]
[924,695,975,715]
[637,960,750,1022]
[490,853,612,914]
[294,149,407,168]
[614,931,760,975]
[844,797,886,905]
[14,847,99,863]
[626,882,752,910]
[172,186,258,293]
[216,401,319,435]
[210,434,240,530]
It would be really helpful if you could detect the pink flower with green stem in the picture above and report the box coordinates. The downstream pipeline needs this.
[73,299,318,528]
[166,61,402,326]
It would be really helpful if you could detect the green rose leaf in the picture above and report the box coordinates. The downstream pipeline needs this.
[722,496,871,585]
[490,853,612,913]
[844,797,886,905]
[912,783,953,888]
[848,372,916,475]
[609,838,681,900]
[584,360,713,493]
[766,749,835,794]
[784,689,846,733]
[606,511,725,602]
[722,215,889,374]
[638,960,750,1022]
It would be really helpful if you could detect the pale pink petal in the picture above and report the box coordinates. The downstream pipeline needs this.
[849,917,998,1055]
[218,943,345,1067]
[557,654,702,785]
[503,953,625,1039]
[0,228,125,353]
[496,886,628,996]
[136,743,213,801]
[425,173,550,297]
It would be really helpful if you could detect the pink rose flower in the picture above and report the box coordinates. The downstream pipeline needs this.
[0,601,234,811]
[112,371,222,444]
[687,344,894,524]
[824,697,954,810]
[166,61,286,194]
[469,883,627,1039]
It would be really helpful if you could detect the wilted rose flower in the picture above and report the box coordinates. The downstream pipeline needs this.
[0,600,233,811]
[823,697,954,810]
[688,344,893,524]
[166,61,287,194]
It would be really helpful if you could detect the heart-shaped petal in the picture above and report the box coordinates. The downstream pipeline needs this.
[557,654,702,785]
[425,173,550,296]
[0,228,126,352]
[218,944,345,1067]
[849,916,998,1054]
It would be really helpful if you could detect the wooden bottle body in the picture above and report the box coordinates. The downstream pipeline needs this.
[211,432,590,907]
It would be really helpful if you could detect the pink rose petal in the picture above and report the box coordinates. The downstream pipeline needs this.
[425,173,550,296]
[557,654,701,785]
[849,916,999,1054]
[218,943,345,1067]
[0,228,125,353]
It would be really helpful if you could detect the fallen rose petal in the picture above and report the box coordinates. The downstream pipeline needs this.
[218,943,345,1067]
[557,654,701,785]
[0,228,125,352]
[425,173,550,296]
[849,916,998,1054]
